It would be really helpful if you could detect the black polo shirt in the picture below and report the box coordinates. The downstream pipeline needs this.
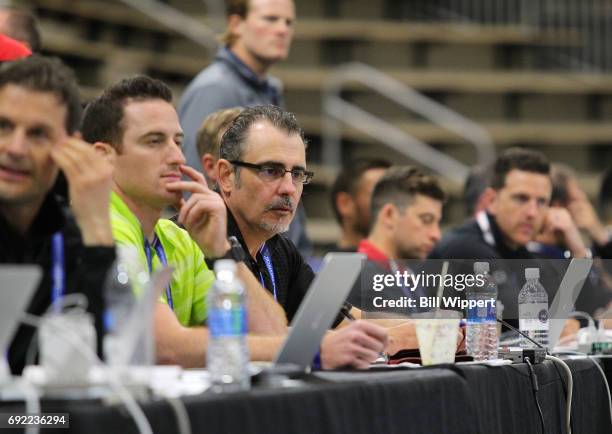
[0,193,115,374]
[224,209,349,326]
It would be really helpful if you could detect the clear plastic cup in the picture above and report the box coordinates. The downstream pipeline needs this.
[415,313,461,365]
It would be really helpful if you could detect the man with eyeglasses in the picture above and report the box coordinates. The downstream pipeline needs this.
[217,105,320,322]
[217,105,420,356]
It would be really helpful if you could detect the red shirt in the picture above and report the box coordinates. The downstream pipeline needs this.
[357,239,390,262]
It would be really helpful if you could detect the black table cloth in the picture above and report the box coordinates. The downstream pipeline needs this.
[1,358,610,434]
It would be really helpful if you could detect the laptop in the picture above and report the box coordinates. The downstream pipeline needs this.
[0,265,42,352]
[272,252,365,370]
[548,258,593,349]
[0,265,42,382]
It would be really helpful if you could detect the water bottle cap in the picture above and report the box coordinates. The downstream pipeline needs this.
[525,268,539,279]
[473,262,489,274]
[214,259,237,274]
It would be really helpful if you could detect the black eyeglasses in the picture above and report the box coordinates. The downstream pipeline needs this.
[229,160,314,185]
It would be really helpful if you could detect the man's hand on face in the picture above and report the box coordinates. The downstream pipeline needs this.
[320,320,388,370]
[539,207,589,257]
[566,180,610,246]
[166,165,230,258]
[51,137,113,246]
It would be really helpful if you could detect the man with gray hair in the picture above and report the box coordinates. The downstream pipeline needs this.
[217,105,422,358]
[217,104,319,319]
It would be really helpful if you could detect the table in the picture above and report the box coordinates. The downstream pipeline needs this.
[2,358,610,434]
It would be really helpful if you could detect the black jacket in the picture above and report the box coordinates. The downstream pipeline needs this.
[1,194,115,374]
[430,212,611,318]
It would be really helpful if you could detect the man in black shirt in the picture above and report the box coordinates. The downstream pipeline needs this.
[0,56,115,374]
[431,148,610,319]
[216,105,420,359]
[432,148,591,261]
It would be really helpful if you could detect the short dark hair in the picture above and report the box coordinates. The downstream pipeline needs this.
[490,147,550,190]
[370,166,446,229]
[0,55,81,134]
[1,7,42,53]
[330,158,392,224]
[81,75,172,151]
[463,162,493,217]
[220,104,306,163]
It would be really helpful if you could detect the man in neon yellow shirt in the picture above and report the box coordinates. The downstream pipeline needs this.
[109,190,212,327]
[82,75,389,368]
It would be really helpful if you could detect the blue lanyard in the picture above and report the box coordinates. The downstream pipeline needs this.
[51,231,64,312]
[144,233,173,310]
[259,243,277,301]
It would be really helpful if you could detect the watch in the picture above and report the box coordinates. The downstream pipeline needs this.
[217,236,247,264]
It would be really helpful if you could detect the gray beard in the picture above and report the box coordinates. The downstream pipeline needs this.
[259,218,290,235]
[259,196,294,235]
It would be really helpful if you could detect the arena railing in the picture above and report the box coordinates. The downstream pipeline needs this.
[321,62,495,183]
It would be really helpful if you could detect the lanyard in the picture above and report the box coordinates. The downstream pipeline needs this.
[476,211,496,247]
[51,231,64,312]
[144,233,174,310]
[259,243,277,301]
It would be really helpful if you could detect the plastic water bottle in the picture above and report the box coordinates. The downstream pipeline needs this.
[466,262,498,360]
[102,257,136,365]
[518,268,549,349]
[207,260,250,392]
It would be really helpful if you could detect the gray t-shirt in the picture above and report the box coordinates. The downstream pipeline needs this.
[178,47,284,170]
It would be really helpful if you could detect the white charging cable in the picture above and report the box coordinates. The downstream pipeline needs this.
[163,396,192,434]
[13,377,41,434]
[20,312,153,434]
[545,354,573,434]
